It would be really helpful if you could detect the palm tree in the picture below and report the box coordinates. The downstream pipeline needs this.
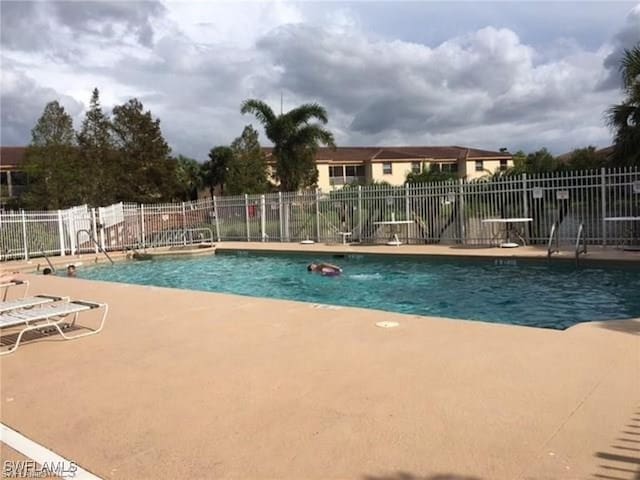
[240,99,336,191]
[607,44,640,166]
[203,146,233,198]
[174,155,204,201]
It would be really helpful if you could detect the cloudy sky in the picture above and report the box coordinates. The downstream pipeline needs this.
[1,1,639,160]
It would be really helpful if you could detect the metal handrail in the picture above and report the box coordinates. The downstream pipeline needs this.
[32,238,56,273]
[547,221,559,257]
[145,228,214,248]
[76,229,114,265]
[182,227,214,245]
[575,223,587,265]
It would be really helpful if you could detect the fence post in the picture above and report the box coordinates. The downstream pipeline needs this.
[601,167,606,246]
[98,208,106,252]
[405,183,411,243]
[244,194,250,242]
[91,208,99,254]
[260,194,266,242]
[278,192,283,242]
[358,185,363,241]
[522,173,529,242]
[57,209,65,256]
[181,202,187,246]
[522,173,528,218]
[283,199,290,242]
[315,188,320,242]
[21,210,28,260]
[212,196,221,242]
[68,209,77,255]
[458,179,465,244]
[140,205,146,249]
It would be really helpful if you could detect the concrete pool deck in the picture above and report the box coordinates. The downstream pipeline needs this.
[213,242,640,264]
[0,271,638,479]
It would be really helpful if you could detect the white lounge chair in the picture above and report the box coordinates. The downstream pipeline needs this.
[0,295,68,314]
[0,300,108,355]
[1,280,29,301]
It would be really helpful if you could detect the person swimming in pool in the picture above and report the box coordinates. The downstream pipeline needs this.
[307,262,342,276]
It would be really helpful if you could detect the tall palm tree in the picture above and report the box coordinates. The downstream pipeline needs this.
[607,44,640,166]
[241,99,336,191]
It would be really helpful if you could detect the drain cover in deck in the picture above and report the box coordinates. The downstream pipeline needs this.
[376,321,399,328]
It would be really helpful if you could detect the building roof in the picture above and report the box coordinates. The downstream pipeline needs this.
[263,146,511,164]
[595,146,614,158]
[556,145,614,163]
[0,147,27,170]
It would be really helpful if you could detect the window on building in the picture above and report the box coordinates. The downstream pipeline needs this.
[344,165,358,184]
[329,165,343,178]
[382,162,392,175]
[0,172,7,185]
[11,172,27,185]
[329,165,344,184]
[475,160,484,172]
[500,159,508,171]
[441,163,458,173]
[355,165,365,177]
[411,162,421,173]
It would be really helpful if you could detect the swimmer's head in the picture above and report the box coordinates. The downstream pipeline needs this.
[307,263,317,272]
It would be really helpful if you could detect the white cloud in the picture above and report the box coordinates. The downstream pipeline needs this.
[0,66,84,145]
[0,0,633,158]
[600,4,640,89]
[256,22,617,153]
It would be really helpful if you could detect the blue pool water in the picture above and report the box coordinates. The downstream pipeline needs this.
[77,252,640,330]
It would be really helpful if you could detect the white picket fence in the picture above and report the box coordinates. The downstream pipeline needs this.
[1,167,639,261]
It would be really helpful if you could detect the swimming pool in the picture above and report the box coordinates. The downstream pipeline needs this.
[77,252,640,330]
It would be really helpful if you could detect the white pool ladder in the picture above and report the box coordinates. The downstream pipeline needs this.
[575,223,587,265]
[547,221,560,257]
[76,229,114,265]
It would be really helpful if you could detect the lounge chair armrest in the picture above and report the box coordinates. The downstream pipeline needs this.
[71,300,105,309]
[36,294,69,301]
[0,280,28,287]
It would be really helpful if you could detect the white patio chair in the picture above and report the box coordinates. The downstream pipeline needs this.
[1,280,29,301]
[0,295,67,314]
[0,300,108,356]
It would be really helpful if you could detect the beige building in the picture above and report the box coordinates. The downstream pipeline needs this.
[0,147,27,205]
[265,146,513,191]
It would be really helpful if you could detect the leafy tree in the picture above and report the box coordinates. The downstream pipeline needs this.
[240,99,335,191]
[30,100,75,147]
[23,101,82,209]
[510,150,527,173]
[406,165,457,183]
[563,146,606,170]
[174,155,204,201]
[340,179,392,189]
[491,148,563,176]
[111,98,177,203]
[203,146,233,197]
[77,88,116,205]
[607,44,640,166]
[226,125,270,195]
[508,148,559,174]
